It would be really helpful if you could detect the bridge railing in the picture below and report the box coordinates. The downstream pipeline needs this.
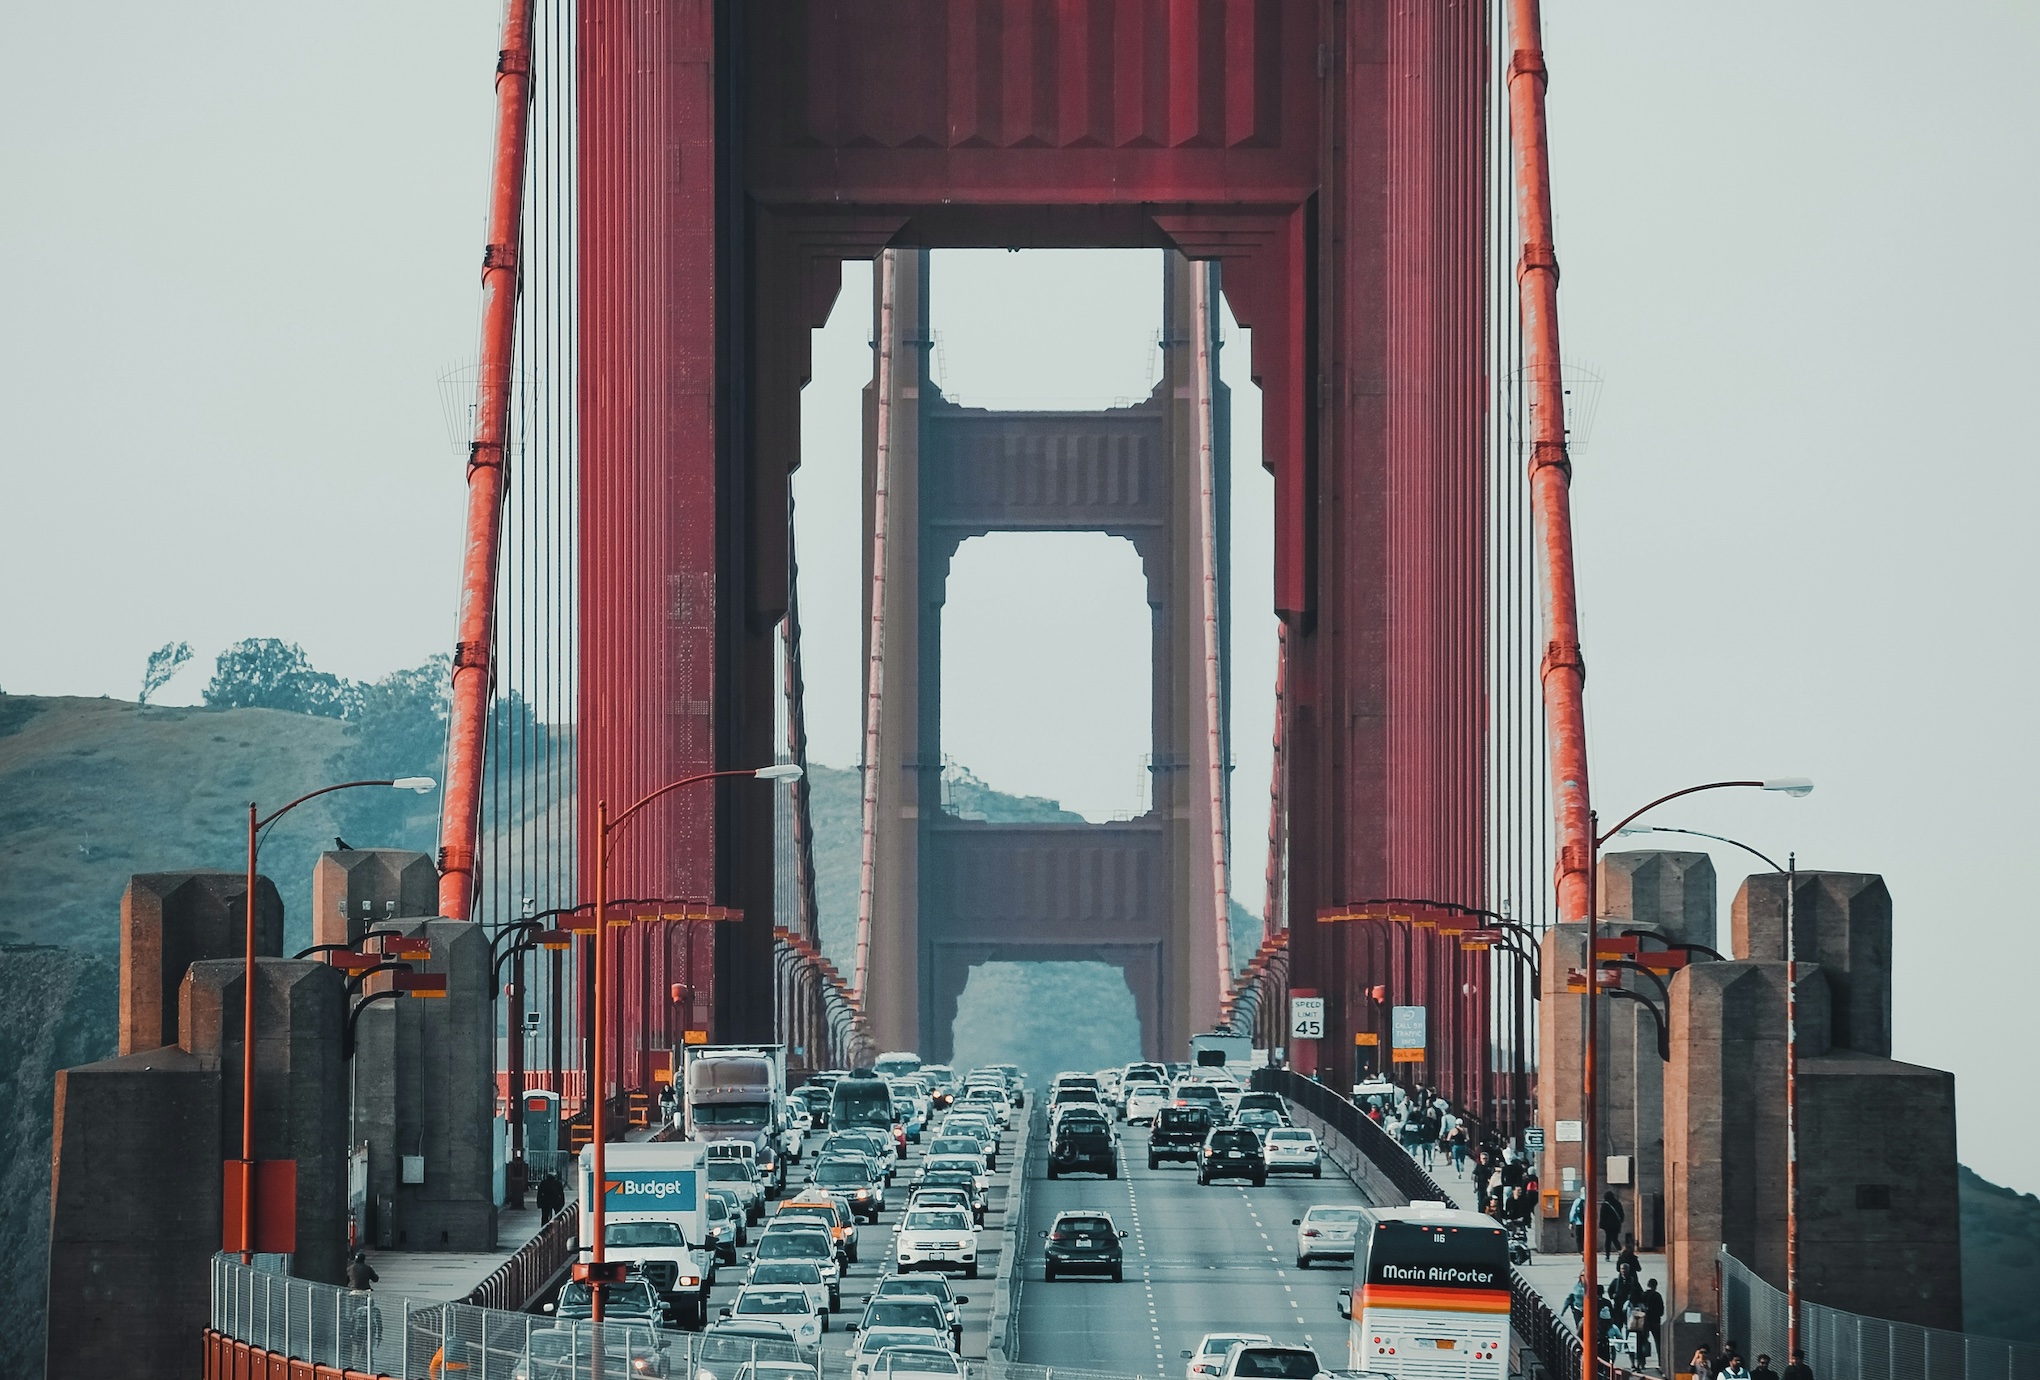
[1720,1248,2040,1380]
[1257,1068,1580,1380]
[462,1204,579,1311]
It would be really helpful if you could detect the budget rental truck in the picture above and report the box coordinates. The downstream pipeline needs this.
[681,1043,790,1197]
[577,1140,714,1327]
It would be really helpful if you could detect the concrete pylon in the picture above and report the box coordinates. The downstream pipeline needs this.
[1598,849,1716,948]
[121,869,283,1055]
[312,847,440,950]
[348,918,498,1250]
[1732,870,1892,1057]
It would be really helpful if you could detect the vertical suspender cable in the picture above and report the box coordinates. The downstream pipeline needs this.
[1507,0,1591,925]
[1192,265,1233,1001]
[853,251,898,1002]
[440,0,538,920]
[1262,625,1287,942]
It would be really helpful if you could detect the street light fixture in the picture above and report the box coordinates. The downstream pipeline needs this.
[585,764,801,1321]
[233,776,437,1261]
[1613,820,1805,1359]
[1578,778,1809,1376]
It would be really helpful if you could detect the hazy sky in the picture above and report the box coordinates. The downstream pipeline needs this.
[4,3,2037,1192]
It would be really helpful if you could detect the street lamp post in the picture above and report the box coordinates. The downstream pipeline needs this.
[585,762,802,1321]
[235,775,436,1261]
[1616,822,1804,1358]
[1579,778,1809,1376]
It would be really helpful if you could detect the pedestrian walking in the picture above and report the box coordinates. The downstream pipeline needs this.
[1689,1349,1714,1380]
[1449,1124,1470,1174]
[1474,1150,1495,1203]
[1721,1354,1752,1380]
[347,1249,379,1291]
[1568,1189,1587,1252]
[1617,1232,1641,1277]
[535,1169,565,1219]
[1564,1272,1587,1331]
[1783,1351,1814,1380]
[1638,1279,1666,1372]
[1752,1354,1780,1380]
[1599,1189,1625,1258]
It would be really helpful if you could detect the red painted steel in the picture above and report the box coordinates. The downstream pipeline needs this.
[1507,0,1593,924]
[438,0,537,920]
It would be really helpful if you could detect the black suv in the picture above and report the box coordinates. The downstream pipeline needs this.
[1147,1104,1214,1167]
[1048,1115,1118,1179]
[1197,1126,1267,1186]
[1042,1209,1126,1281]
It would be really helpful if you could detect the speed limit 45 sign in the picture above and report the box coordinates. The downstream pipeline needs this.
[1290,996,1326,1040]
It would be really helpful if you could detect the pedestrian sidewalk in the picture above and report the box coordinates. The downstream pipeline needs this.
[361,1205,547,1301]
[1397,1140,1671,1372]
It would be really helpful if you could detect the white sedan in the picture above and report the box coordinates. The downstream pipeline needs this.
[1294,1205,1365,1268]
[1123,1086,1167,1124]
[1185,1332,1273,1380]
[726,1285,825,1347]
[849,1328,952,1380]
[893,1207,979,1276]
[1263,1127,1325,1177]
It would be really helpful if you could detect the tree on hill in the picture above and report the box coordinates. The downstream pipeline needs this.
[137,641,191,705]
[203,638,354,718]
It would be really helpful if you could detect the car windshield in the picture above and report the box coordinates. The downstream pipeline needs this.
[927,1157,978,1173]
[1056,1216,1113,1234]
[860,1330,934,1354]
[1201,1336,1267,1355]
[929,1139,979,1156]
[559,1280,659,1313]
[1307,1208,1364,1225]
[756,1234,828,1261]
[1159,1109,1211,1128]
[739,1290,811,1315]
[866,1302,944,1329]
[814,1161,870,1185]
[878,1276,952,1302]
[777,1205,835,1224]
[1268,1130,1312,1143]
[707,1196,732,1221]
[606,1221,687,1247]
[709,1160,756,1182]
[1232,1349,1320,1379]
[903,1210,969,1231]
[1211,1130,1258,1149]
[880,1351,963,1375]
[753,1263,821,1283]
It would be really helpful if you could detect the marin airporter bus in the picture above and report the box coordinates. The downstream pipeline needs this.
[1342,1206,1510,1380]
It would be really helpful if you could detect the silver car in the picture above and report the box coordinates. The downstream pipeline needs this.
[1293,1204,1365,1267]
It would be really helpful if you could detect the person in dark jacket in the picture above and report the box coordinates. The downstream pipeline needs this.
[1752,1354,1781,1380]
[347,1250,379,1291]
[535,1170,566,1218]
[1598,1189,1626,1257]
[1637,1279,1666,1371]
[1782,1351,1814,1380]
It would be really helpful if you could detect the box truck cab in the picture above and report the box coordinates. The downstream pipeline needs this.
[577,1141,714,1327]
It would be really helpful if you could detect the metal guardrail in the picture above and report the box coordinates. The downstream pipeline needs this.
[1258,1068,1580,1380]
[464,1203,580,1311]
[1720,1248,2040,1380]
[987,1104,1035,1362]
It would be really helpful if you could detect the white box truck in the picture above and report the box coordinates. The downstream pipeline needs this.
[577,1140,715,1328]
[681,1044,790,1197]
[1189,1031,1253,1073]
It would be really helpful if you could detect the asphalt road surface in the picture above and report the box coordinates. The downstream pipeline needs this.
[1013,1108,1384,1376]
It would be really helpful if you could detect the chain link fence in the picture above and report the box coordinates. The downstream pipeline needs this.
[212,1253,1164,1380]
[1720,1249,2040,1380]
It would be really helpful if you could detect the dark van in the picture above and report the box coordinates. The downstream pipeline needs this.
[1147,1104,1214,1167]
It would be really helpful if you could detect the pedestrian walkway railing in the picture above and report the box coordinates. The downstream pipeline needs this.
[464,1203,580,1311]
[1719,1249,2040,1380]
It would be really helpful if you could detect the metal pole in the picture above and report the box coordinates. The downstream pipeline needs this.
[1582,809,1600,1380]
[241,801,258,1262]
[1506,0,1593,924]
[437,0,538,919]
[1785,853,1800,1358]
[591,799,609,1323]
[1192,263,1234,1000]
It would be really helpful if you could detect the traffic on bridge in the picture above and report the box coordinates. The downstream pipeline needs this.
[21,2,2025,1380]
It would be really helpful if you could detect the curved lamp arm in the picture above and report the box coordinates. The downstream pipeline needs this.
[1604,987,1670,1062]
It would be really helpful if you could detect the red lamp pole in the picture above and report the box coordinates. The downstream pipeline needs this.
[238,777,434,1261]
[587,765,799,1321]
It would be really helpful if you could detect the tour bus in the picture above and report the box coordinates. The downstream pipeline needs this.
[828,1071,898,1133]
[1341,1205,1510,1379]
[871,1050,923,1080]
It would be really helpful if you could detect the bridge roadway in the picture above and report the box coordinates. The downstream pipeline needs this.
[1013,1107,1378,1374]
